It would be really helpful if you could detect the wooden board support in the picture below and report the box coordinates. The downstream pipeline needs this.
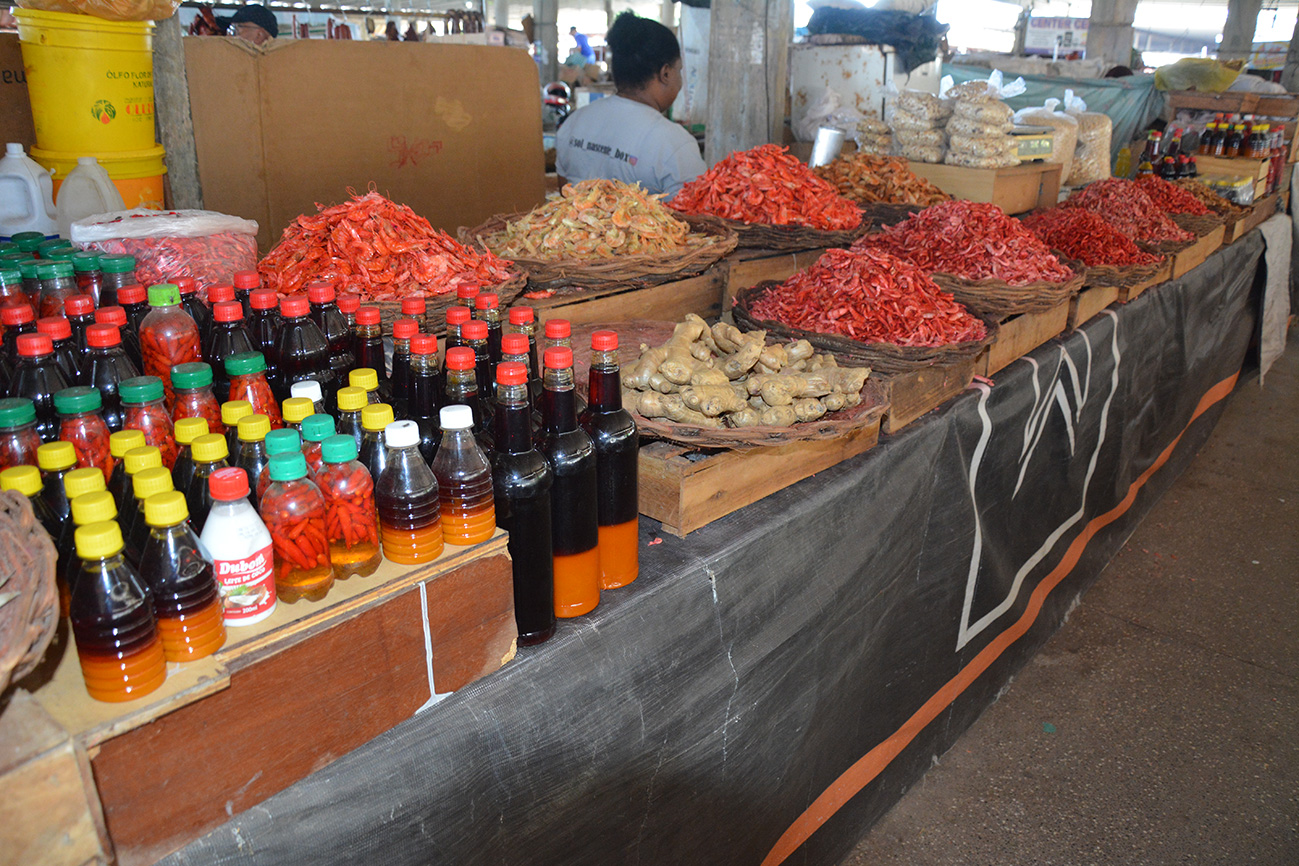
[977,299,1071,376]
[904,161,1062,214]
[879,357,976,434]
[722,248,825,311]
[1117,258,1173,303]
[527,266,726,327]
[704,0,791,165]
[151,14,202,209]
[1068,284,1120,330]
[1171,224,1226,279]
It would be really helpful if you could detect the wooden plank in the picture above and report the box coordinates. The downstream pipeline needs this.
[151,14,202,209]
[1171,223,1226,279]
[904,161,1062,214]
[977,299,1071,376]
[533,267,726,327]
[704,0,791,165]
[638,420,880,536]
[880,357,976,434]
[1068,284,1120,330]
[1117,257,1172,303]
[723,248,824,310]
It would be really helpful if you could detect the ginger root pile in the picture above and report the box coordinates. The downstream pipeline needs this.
[621,315,870,428]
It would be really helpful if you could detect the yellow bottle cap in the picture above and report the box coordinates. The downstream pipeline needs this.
[174,416,210,446]
[221,399,254,427]
[349,368,379,392]
[190,432,229,463]
[0,465,42,497]
[109,428,146,458]
[63,467,106,500]
[37,441,76,472]
[71,490,117,525]
[75,520,124,559]
[123,446,162,475]
[361,402,394,432]
[237,413,271,442]
[281,397,314,425]
[131,466,173,500]
[144,490,189,527]
[336,386,368,412]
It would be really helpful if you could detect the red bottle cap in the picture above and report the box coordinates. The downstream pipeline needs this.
[591,330,618,351]
[455,285,480,301]
[355,306,381,326]
[496,361,527,386]
[213,301,244,323]
[401,297,426,315]
[474,293,499,310]
[64,294,95,316]
[94,306,127,326]
[500,333,529,356]
[17,333,53,357]
[1,304,33,326]
[392,318,419,339]
[445,346,475,370]
[175,277,198,295]
[117,284,146,305]
[36,316,71,340]
[233,271,260,290]
[250,289,279,310]
[508,307,534,326]
[208,466,250,500]
[208,284,235,304]
[445,306,471,326]
[85,323,121,348]
[410,334,437,355]
[461,319,487,341]
[307,282,335,304]
[545,319,571,340]
[280,295,309,317]
[336,294,360,314]
[543,346,573,370]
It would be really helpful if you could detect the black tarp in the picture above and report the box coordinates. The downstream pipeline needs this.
[162,234,1265,866]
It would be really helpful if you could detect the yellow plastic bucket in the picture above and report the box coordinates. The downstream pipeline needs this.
[33,145,167,211]
[15,9,156,154]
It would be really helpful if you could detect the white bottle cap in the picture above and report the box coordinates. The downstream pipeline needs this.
[385,419,420,448]
[290,380,323,403]
[6,143,23,156]
[440,404,473,430]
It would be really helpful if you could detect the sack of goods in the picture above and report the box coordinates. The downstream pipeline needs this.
[1063,89,1112,186]
[855,116,893,156]
[945,94,1017,169]
[1014,98,1078,183]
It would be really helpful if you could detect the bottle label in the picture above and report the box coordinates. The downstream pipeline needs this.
[213,542,277,625]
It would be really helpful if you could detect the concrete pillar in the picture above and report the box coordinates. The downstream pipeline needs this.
[1087,0,1138,68]
[661,0,675,28]
[1219,0,1263,61]
[534,0,558,84]
[1281,14,1299,92]
[493,0,508,30]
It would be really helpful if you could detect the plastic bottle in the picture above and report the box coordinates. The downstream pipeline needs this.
[94,304,142,372]
[220,399,253,457]
[36,316,81,385]
[300,413,334,476]
[336,294,359,332]
[225,351,283,429]
[54,157,124,239]
[1,463,59,537]
[169,417,207,499]
[9,333,70,442]
[64,488,118,614]
[106,429,145,514]
[68,253,102,306]
[359,402,394,485]
[119,376,178,469]
[315,433,380,579]
[170,361,224,439]
[455,284,479,307]
[185,432,229,534]
[0,265,25,315]
[0,397,41,471]
[538,346,599,618]
[335,386,367,454]
[138,490,226,662]
[443,306,471,369]
[97,255,136,309]
[491,362,555,645]
[280,397,314,433]
[246,288,281,369]
[38,439,76,534]
[499,333,539,429]
[461,319,494,406]
[139,284,202,410]
[63,293,96,351]
[232,270,259,319]
[11,231,45,255]
[69,520,167,703]
[390,318,418,419]
[543,318,573,352]
[473,293,504,362]
[351,307,391,401]
[290,380,325,416]
[407,333,442,463]
[204,301,253,403]
[55,386,113,481]
[177,277,212,347]
[233,413,272,510]
[443,346,492,453]
[308,282,354,400]
[375,418,443,564]
[200,467,277,626]
[257,428,301,501]
[1,302,37,374]
[262,451,333,603]
[118,284,150,346]
[273,295,335,403]
[37,260,78,319]
[401,295,433,334]
[17,259,41,308]
[56,466,106,594]
[117,444,161,560]
[126,466,173,569]
[349,367,382,405]
[431,406,496,546]
[0,142,58,239]
[83,323,137,433]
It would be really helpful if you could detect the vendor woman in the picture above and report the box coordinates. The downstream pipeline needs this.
[555,11,705,198]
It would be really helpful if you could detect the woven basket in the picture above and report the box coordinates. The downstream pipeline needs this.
[732,282,999,376]
[1082,257,1168,291]
[373,271,527,334]
[677,211,871,252]
[571,321,889,448]
[928,253,1085,321]
[458,213,738,295]
[859,202,926,227]
[0,490,58,693]
[1171,211,1226,237]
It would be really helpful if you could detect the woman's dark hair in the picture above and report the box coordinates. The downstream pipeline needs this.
[606,11,681,90]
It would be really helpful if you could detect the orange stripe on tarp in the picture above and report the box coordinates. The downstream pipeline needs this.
[760,372,1240,866]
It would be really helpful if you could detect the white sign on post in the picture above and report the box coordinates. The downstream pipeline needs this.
[1025,17,1089,57]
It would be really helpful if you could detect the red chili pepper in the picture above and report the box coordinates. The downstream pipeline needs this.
[1020,208,1163,268]
[0,426,42,473]
[59,414,114,482]
[87,233,259,293]
[124,402,178,470]
[228,371,284,428]
[1061,179,1195,243]
[139,322,202,409]
[172,387,227,437]
[261,479,331,577]
[1131,175,1213,216]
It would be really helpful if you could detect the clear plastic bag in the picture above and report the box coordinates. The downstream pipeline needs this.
[948,134,1018,159]
[895,128,949,149]
[945,150,1020,169]
[939,70,1028,101]
[946,115,1013,138]
[952,99,1014,126]
[897,143,947,164]
[14,0,180,22]
[1013,98,1078,186]
[891,108,945,132]
[1062,90,1113,186]
[894,90,952,122]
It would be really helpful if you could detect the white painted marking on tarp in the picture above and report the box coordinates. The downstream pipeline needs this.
[415,581,445,712]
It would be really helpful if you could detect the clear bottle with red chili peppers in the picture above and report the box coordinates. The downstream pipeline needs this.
[257,428,302,502]
[273,295,335,403]
[246,289,281,369]
[70,253,103,306]
[351,307,391,401]
[170,362,225,438]
[139,284,202,411]
[10,333,70,442]
[119,376,178,470]
[225,352,284,429]
[316,433,380,579]
[390,318,418,420]
[85,323,139,433]
[97,255,137,309]
[234,413,272,510]
[171,416,209,499]
[407,333,442,464]
[308,282,354,400]
[37,260,78,320]
[175,277,212,347]
[37,316,83,386]
[185,433,229,534]
[94,306,142,373]
[55,386,114,482]
[300,413,335,476]
[262,450,333,603]
[17,260,41,309]
[0,397,42,472]
[232,270,259,319]
[0,265,29,312]
[473,293,503,363]
[205,301,254,403]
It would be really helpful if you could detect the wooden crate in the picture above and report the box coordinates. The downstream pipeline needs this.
[1166,90,1260,115]
[1068,284,1120,330]
[1198,154,1270,199]
[638,421,881,536]
[25,536,516,866]
[723,248,826,311]
[977,299,1071,376]
[1117,259,1172,302]
[1171,223,1226,279]
[523,266,726,328]
[904,161,1062,214]
[1237,192,1280,238]
[879,356,976,434]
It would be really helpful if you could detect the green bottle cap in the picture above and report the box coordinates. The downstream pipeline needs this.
[98,254,136,274]
[267,450,309,481]
[17,259,40,279]
[0,398,36,427]
[0,266,20,285]
[36,239,72,257]
[35,262,56,280]
[264,428,302,457]
[170,362,213,390]
[0,252,29,264]
[320,433,358,463]
[118,376,165,404]
[224,351,266,376]
[12,232,45,253]
[147,284,181,307]
[44,250,76,263]
[70,251,101,272]
[53,386,103,415]
[301,414,335,443]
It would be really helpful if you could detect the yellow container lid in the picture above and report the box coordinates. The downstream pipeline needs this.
[0,465,42,497]
[63,466,106,499]
[123,445,162,475]
[131,465,172,500]
[174,416,209,446]
[75,520,124,560]
[37,440,76,471]
[349,368,379,392]
[281,397,314,425]
[190,433,228,463]
[221,400,254,427]
[71,490,116,525]
[361,403,394,432]
[144,490,188,527]
[237,413,271,442]
[336,386,368,412]
[109,428,146,458]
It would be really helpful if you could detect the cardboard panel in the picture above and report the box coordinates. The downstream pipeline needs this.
[0,33,36,152]
[185,37,546,253]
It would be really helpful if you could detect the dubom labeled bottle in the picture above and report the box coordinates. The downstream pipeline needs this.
[200,467,277,626]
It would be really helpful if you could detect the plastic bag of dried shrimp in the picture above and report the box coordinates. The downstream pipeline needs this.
[1063,90,1112,186]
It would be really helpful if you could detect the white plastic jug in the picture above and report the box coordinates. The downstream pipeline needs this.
[55,157,125,240]
[0,142,58,240]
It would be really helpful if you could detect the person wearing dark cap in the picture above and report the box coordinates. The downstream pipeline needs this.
[226,4,278,45]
